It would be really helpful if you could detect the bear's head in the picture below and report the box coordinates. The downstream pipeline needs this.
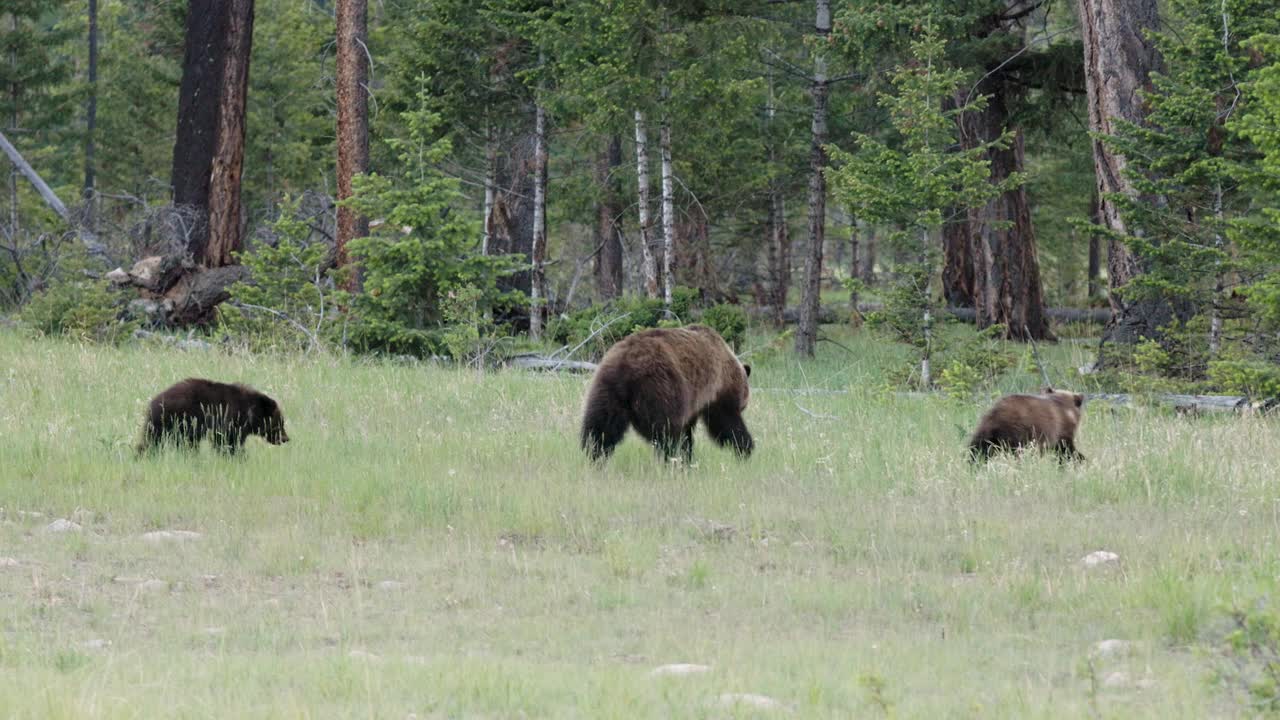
[252,394,289,445]
[1043,386,1085,424]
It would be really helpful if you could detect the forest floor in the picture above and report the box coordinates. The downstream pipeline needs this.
[0,324,1273,718]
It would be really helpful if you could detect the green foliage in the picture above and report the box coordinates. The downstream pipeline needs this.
[19,279,135,344]
[828,27,1016,388]
[440,285,507,368]
[221,199,335,353]
[1217,604,1280,712]
[935,325,1015,397]
[1207,360,1280,398]
[548,290,745,360]
[700,303,748,351]
[341,87,524,358]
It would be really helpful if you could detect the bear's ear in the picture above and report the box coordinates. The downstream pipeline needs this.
[1042,385,1054,395]
[1074,393,1085,407]
[743,364,751,378]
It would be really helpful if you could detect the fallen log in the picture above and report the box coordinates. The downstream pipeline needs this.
[752,387,1275,414]
[507,354,599,373]
[749,304,1112,326]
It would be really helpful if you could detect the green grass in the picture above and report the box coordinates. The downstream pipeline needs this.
[0,325,1275,717]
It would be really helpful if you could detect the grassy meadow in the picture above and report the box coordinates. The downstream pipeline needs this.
[0,324,1277,718]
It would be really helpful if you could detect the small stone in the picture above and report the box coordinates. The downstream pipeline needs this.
[376,580,407,591]
[141,530,203,543]
[717,693,788,711]
[82,638,111,651]
[106,268,130,284]
[137,579,168,593]
[1093,639,1132,658]
[0,557,18,567]
[1081,550,1120,568]
[348,649,381,661]
[1102,671,1130,689]
[202,627,226,636]
[650,663,712,677]
[43,519,82,534]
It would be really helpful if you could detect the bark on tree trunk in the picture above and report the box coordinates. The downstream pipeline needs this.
[635,110,658,298]
[795,0,830,358]
[529,100,548,340]
[942,213,975,307]
[955,81,1053,341]
[1086,190,1101,300]
[336,0,369,290]
[862,226,876,285]
[594,134,623,300]
[489,125,537,327]
[660,115,676,307]
[203,0,254,269]
[1079,0,1185,344]
[482,125,496,256]
[171,0,228,255]
[849,216,859,310]
[84,0,98,230]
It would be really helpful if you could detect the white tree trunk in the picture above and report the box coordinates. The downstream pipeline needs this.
[530,102,548,340]
[795,0,831,357]
[0,129,107,259]
[635,109,659,298]
[660,116,676,308]
[482,125,496,256]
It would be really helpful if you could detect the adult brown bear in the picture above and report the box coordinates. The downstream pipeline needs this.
[137,378,289,455]
[968,387,1085,463]
[581,324,753,463]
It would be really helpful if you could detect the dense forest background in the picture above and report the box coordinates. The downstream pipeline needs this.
[3,0,1280,393]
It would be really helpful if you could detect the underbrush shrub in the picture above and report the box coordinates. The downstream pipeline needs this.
[548,288,746,359]
[20,279,137,344]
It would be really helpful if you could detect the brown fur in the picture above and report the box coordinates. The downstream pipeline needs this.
[137,378,289,455]
[968,387,1085,463]
[581,324,752,462]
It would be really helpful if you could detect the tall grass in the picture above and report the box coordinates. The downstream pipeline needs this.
[0,326,1274,717]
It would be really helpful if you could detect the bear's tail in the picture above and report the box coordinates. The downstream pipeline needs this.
[581,373,629,462]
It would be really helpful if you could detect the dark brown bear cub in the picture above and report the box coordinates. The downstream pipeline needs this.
[581,324,753,463]
[968,387,1085,463]
[137,378,289,454]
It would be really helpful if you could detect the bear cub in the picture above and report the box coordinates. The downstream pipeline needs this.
[137,378,289,454]
[968,387,1085,462]
[581,324,753,463]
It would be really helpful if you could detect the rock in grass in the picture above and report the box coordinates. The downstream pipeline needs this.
[137,579,169,593]
[140,530,202,543]
[43,519,82,534]
[375,580,407,592]
[1081,550,1119,568]
[717,693,789,711]
[82,638,112,651]
[650,663,712,677]
[0,557,19,567]
[1092,639,1132,658]
[348,649,381,661]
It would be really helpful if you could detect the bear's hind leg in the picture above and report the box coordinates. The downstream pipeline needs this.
[581,401,629,462]
[1054,438,1085,463]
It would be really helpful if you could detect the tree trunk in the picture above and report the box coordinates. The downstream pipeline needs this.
[795,0,830,358]
[335,0,369,290]
[634,110,658,298]
[920,226,933,387]
[171,0,228,257]
[203,0,253,269]
[862,226,876,285]
[942,213,975,307]
[594,134,623,300]
[482,125,496,256]
[529,100,548,340]
[1086,190,1101,300]
[956,80,1053,341]
[1078,0,1183,344]
[84,0,98,230]
[660,115,676,307]
[0,130,107,259]
[849,216,859,310]
[489,124,537,329]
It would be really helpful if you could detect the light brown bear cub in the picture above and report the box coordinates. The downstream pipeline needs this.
[968,387,1085,463]
[581,324,752,463]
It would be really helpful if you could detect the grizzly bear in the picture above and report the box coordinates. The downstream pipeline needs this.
[968,387,1085,463]
[137,378,289,455]
[581,324,753,463]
